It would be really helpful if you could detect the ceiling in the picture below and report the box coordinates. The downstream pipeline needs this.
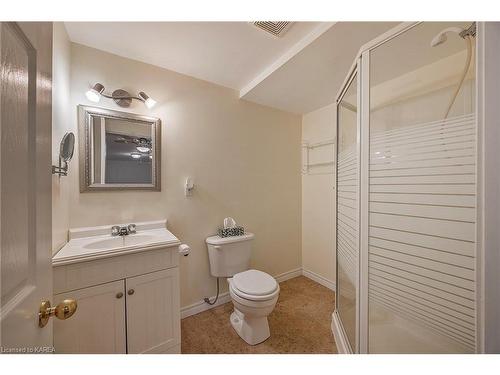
[65,22,466,115]
[241,22,399,113]
[65,22,325,91]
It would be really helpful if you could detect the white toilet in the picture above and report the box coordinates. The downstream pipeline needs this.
[206,233,279,345]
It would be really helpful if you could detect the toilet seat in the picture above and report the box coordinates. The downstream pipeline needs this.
[230,269,279,301]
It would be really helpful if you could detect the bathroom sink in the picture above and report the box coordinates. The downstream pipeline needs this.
[53,220,180,266]
[82,234,156,250]
[123,234,156,246]
[83,237,124,250]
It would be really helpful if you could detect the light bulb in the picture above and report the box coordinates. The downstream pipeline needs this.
[85,83,104,103]
[138,91,156,109]
[85,89,100,102]
[136,146,150,153]
[130,152,141,159]
[144,97,156,109]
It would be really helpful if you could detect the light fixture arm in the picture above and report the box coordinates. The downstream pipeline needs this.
[101,92,142,101]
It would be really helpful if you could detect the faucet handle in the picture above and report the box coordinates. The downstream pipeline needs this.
[127,223,137,234]
[111,225,120,236]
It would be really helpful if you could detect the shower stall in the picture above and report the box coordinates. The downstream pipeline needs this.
[332,22,483,353]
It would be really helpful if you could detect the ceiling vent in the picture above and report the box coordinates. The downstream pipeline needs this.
[252,22,293,38]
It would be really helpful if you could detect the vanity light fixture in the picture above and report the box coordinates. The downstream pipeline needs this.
[85,82,157,109]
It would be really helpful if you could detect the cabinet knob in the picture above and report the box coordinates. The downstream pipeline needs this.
[116,292,123,299]
[127,289,135,295]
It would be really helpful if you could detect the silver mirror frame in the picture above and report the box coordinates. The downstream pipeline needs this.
[78,105,161,192]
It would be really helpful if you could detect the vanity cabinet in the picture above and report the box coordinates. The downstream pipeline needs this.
[126,268,180,354]
[53,241,181,354]
[54,280,127,353]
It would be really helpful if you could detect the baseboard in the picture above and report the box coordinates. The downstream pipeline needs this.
[274,267,303,283]
[331,310,353,354]
[302,268,336,291]
[181,267,303,319]
[181,291,231,319]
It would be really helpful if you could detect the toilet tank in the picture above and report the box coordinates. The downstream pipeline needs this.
[205,233,254,277]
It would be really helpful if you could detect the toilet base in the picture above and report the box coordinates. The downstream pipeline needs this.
[230,309,270,345]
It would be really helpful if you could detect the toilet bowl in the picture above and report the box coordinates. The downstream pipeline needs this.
[228,269,279,345]
[205,233,280,345]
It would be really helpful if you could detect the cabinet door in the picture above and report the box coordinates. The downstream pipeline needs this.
[126,268,180,354]
[53,280,126,353]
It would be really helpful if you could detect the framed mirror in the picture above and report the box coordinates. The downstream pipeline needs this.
[78,105,161,192]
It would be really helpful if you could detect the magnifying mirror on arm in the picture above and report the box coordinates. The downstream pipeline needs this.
[52,132,75,177]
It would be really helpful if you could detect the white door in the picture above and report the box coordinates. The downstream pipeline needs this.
[53,281,126,354]
[126,269,180,354]
[0,22,53,352]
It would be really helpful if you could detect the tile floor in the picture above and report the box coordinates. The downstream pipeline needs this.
[181,276,337,354]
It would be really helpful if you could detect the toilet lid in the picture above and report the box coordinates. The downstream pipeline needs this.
[232,269,278,296]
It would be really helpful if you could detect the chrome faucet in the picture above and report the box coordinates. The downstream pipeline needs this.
[111,224,137,236]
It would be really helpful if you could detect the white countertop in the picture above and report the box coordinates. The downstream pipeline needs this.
[53,221,180,266]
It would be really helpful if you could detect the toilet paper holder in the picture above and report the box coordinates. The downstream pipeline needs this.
[178,244,190,257]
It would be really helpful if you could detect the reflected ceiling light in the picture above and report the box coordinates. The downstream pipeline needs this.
[130,152,142,159]
[135,137,152,153]
[85,83,157,109]
[138,92,157,109]
[85,83,104,103]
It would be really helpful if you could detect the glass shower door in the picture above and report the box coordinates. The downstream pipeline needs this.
[367,22,477,353]
[336,72,359,351]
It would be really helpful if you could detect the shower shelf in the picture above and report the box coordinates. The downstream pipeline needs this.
[306,139,336,149]
[301,138,336,175]
[307,160,334,167]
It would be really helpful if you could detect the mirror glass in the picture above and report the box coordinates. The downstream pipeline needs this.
[60,132,75,162]
[79,106,161,191]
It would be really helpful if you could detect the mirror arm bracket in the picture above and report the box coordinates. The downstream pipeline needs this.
[52,158,68,176]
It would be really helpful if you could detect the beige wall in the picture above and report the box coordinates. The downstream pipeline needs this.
[301,103,336,286]
[52,23,72,254]
[62,43,302,308]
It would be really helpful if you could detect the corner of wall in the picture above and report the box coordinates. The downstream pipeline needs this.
[300,103,337,286]
[51,22,72,255]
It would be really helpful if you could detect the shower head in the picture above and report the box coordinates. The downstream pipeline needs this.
[430,26,464,47]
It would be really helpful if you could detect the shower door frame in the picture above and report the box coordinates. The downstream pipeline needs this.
[333,59,361,354]
[332,21,484,354]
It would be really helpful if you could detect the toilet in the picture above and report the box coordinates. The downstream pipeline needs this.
[206,233,279,345]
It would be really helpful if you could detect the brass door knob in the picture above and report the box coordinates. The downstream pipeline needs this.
[38,299,78,328]
[127,289,135,295]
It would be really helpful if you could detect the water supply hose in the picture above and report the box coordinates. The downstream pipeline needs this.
[204,277,220,305]
[444,35,473,119]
